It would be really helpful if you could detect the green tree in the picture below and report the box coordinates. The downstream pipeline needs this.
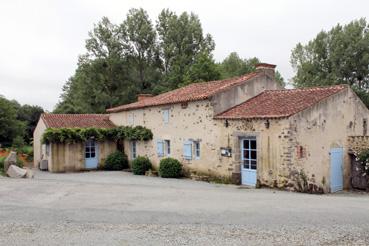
[0,96,25,147]
[291,18,369,105]
[121,8,161,92]
[55,17,134,113]
[218,52,259,79]
[55,8,222,113]
[218,52,285,87]
[156,9,219,91]
[17,104,44,144]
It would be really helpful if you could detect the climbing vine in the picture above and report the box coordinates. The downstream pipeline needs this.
[42,126,153,144]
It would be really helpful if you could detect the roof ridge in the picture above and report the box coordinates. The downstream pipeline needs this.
[215,84,348,120]
[107,71,260,112]
[263,84,347,93]
[43,113,110,116]
[41,113,115,128]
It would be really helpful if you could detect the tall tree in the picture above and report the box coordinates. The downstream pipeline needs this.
[55,17,133,113]
[0,96,25,147]
[218,52,259,79]
[55,8,222,113]
[155,9,220,91]
[291,18,369,105]
[17,104,44,144]
[121,8,160,92]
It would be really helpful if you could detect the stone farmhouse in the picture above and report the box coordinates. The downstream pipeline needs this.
[33,114,116,172]
[34,63,369,193]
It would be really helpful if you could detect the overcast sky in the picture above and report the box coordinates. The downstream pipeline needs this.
[0,0,368,111]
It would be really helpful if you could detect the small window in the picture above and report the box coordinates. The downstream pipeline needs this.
[183,140,192,160]
[85,140,96,159]
[157,140,164,157]
[128,113,134,125]
[131,141,137,159]
[363,119,367,136]
[194,141,200,159]
[164,140,171,156]
[163,109,169,124]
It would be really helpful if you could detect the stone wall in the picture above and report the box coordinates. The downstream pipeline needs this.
[33,118,47,168]
[347,136,369,153]
[110,73,281,180]
[49,141,116,172]
[286,88,369,192]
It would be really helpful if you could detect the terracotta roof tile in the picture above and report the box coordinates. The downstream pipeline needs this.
[107,72,259,112]
[41,114,115,128]
[215,85,347,119]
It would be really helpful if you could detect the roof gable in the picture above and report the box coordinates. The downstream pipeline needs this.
[107,72,259,112]
[41,114,115,128]
[215,85,347,120]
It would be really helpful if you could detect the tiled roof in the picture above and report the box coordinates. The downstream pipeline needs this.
[107,72,259,112]
[215,85,347,119]
[41,114,116,128]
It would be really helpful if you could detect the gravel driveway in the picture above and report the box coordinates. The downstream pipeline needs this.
[1,171,369,245]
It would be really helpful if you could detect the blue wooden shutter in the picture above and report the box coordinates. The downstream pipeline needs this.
[183,140,192,160]
[157,140,164,157]
[163,109,169,123]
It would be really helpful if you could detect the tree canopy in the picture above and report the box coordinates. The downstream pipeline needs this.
[217,52,285,86]
[55,8,285,114]
[54,8,220,113]
[0,95,43,147]
[291,18,369,106]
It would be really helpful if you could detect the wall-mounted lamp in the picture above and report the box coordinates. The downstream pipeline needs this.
[264,119,270,129]
[225,119,229,128]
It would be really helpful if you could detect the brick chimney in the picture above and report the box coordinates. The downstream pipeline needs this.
[255,63,276,78]
[137,94,153,102]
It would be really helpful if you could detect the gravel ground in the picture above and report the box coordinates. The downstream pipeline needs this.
[0,171,369,245]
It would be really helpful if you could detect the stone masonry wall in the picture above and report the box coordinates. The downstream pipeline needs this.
[347,136,369,154]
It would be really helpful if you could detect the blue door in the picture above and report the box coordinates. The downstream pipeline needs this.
[330,148,343,192]
[241,138,257,186]
[85,140,98,169]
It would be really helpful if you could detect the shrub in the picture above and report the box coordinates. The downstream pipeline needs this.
[132,156,152,175]
[19,145,33,156]
[16,156,24,168]
[12,136,25,148]
[159,158,182,178]
[104,151,128,170]
[0,157,5,170]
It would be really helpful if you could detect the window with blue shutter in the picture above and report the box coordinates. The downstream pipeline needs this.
[183,140,193,160]
[163,109,169,124]
[156,140,164,157]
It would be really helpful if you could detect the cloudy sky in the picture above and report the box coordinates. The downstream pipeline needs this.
[0,0,368,111]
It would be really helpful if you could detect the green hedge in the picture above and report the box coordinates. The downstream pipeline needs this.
[132,156,152,175]
[104,151,128,170]
[42,126,153,144]
[159,158,182,178]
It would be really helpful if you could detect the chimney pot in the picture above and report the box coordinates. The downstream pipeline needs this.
[255,63,276,77]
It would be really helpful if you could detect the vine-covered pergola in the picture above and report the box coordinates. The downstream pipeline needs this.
[42,126,153,144]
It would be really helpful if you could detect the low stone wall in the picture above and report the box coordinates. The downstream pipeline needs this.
[347,136,369,153]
